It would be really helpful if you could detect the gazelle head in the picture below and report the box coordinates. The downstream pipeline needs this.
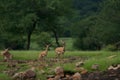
[1,48,9,55]
[45,44,51,49]
[61,40,65,48]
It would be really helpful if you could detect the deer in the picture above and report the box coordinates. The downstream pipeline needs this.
[1,48,13,62]
[38,44,50,60]
[55,40,65,58]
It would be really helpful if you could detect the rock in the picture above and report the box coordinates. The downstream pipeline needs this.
[54,75,61,80]
[24,70,36,79]
[72,72,81,80]
[47,78,54,80]
[55,66,64,77]
[12,72,25,80]
[76,61,84,67]
[108,66,114,70]
[117,64,120,69]
[91,64,99,70]
[108,64,120,70]
[81,69,88,75]
[75,67,88,74]
[12,70,36,80]
[47,75,54,79]
[65,74,72,80]
[117,64,120,67]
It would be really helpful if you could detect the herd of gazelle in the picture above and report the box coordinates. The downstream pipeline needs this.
[0,40,65,61]
[38,40,65,60]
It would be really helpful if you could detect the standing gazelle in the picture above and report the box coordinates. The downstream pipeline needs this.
[1,48,13,61]
[55,40,65,58]
[38,44,50,60]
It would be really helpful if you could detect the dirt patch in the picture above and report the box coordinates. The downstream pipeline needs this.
[47,68,120,80]
[1,56,120,80]
[84,68,120,80]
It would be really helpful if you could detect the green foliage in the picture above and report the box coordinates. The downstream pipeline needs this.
[19,13,38,34]
[0,34,25,50]
[72,0,120,50]
[103,44,117,51]
[0,0,120,50]
[95,0,120,44]
[0,0,74,50]
[73,37,101,50]
[74,0,102,18]
[36,32,52,49]
[72,16,102,50]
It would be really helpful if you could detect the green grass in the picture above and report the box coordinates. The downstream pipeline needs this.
[0,73,12,80]
[60,37,74,51]
[30,37,74,50]
[0,51,120,80]
[11,50,39,60]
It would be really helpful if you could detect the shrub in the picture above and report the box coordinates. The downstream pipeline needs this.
[0,34,25,50]
[73,38,83,50]
[73,37,101,50]
[103,44,117,51]
[36,32,52,49]
[4,38,26,50]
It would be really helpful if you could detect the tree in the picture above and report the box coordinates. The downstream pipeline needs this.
[36,32,52,49]
[0,0,26,49]
[36,0,74,47]
[95,0,120,45]
[72,16,102,50]
[0,0,74,49]
[19,13,38,50]
[72,0,120,50]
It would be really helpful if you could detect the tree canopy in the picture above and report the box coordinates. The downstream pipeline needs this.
[0,0,120,50]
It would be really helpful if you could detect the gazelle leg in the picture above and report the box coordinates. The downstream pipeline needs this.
[9,55,12,60]
[55,53,58,59]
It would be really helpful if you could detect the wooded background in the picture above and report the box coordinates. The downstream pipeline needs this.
[0,0,120,50]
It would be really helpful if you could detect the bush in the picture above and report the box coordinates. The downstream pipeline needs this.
[73,37,101,50]
[103,44,117,51]
[0,34,26,50]
[36,32,52,49]
[73,38,83,50]
[4,38,26,50]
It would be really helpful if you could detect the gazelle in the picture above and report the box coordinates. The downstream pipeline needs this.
[55,40,65,58]
[38,44,50,60]
[1,48,13,61]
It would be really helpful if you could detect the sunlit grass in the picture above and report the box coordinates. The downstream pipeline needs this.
[0,50,120,79]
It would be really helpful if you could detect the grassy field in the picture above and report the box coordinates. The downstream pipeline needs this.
[0,50,120,80]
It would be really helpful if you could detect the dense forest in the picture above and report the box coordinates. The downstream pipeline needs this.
[0,0,120,50]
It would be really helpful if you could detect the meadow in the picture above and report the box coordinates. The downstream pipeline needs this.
[0,50,120,80]
[0,37,120,80]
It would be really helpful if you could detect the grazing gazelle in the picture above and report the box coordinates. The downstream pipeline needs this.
[55,40,65,58]
[38,44,50,60]
[1,48,13,61]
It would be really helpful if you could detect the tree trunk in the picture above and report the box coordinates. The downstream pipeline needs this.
[52,30,60,47]
[26,21,37,50]
[26,33,31,50]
